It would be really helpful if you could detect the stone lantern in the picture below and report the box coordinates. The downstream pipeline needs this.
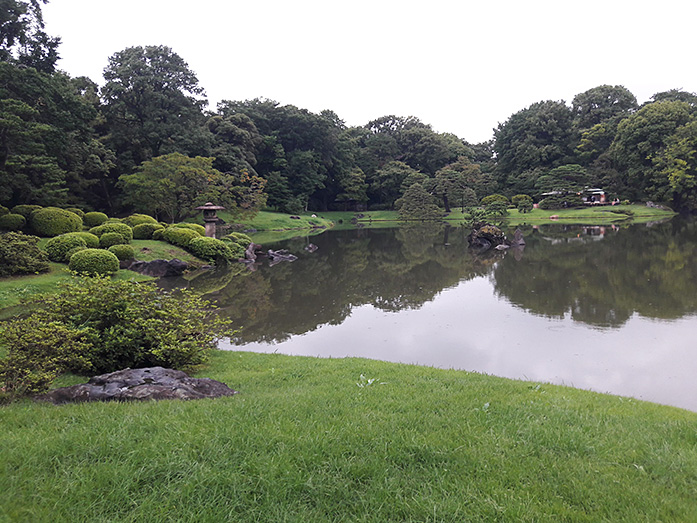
[195,202,225,238]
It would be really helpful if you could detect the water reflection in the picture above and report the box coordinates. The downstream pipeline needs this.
[164,219,697,410]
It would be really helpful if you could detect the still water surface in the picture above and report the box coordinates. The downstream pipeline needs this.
[177,220,697,411]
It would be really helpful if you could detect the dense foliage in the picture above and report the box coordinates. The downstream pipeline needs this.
[2,3,697,215]
[0,231,49,276]
[68,248,120,276]
[0,277,234,395]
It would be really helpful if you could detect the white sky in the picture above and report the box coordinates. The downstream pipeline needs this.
[43,0,697,144]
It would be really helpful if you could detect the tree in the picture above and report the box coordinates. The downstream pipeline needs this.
[336,167,368,209]
[611,101,693,200]
[494,100,574,187]
[652,119,697,210]
[536,164,591,194]
[101,46,209,174]
[370,161,419,209]
[571,85,637,131]
[118,153,265,222]
[395,183,442,220]
[0,0,60,72]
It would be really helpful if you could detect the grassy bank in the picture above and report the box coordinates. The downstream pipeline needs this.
[1,351,695,521]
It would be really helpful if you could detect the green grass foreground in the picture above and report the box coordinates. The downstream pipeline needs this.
[2,351,696,521]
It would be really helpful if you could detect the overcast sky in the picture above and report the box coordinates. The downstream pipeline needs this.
[43,0,697,143]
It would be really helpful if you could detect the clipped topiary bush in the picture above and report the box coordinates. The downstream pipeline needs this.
[162,226,200,248]
[152,228,166,241]
[29,207,83,237]
[123,213,158,228]
[11,204,42,218]
[89,222,133,242]
[481,194,510,206]
[174,223,205,236]
[108,244,135,261]
[64,207,85,219]
[45,234,88,262]
[66,245,87,261]
[0,232,49,276]
[225,232,252,248]
[132,222,165,240]
[0,205,9,216]
[539,193,582,210]
[61,231,99,248]
[68,248,120,276]
[187,236,235,263]
[511,194,533,206]
[99,232,127,249]
[83,211,108,228]
[0,213,26,231]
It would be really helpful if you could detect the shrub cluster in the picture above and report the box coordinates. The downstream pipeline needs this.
[0,277,234,396]
[29,207,83,237]
[62,231,100,248]
[174,223,206,236]
[83,211,108,227]
[162,226,200,248]
[45,234,88,262]
[481,194,510,206]
[539,193,582,210]
[89,222,133,242]
[0,213,26,231]
[0,205,9,216]
[122,213,158,227]
[187,236,236,262]
[64,207,85,218]
[68,248,120,276]
[11,204,42,218]
[108,244,135,260]
[132,222,164,239]
[225,232,252,248]
[99,232,128,248]
[0,232,49,276]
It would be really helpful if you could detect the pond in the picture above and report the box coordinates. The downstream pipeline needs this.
[169,219,697,411]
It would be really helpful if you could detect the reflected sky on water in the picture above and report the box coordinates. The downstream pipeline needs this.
[203,220,697,411]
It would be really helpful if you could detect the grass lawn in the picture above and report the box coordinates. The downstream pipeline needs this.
[1,351,696,521]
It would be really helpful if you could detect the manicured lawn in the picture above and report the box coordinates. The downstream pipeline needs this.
[1,351,696,521]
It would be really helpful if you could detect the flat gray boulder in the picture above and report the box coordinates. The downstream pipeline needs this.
[38,367,237,404]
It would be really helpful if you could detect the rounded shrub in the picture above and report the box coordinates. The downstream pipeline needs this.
[187,237,235,262]
[162,226,200,248]
[152,228,166,241]
[108,244,135,261]
[174,223,205,236]
[29,207,82,237]
[83,211,108,228]
[68,248,120,276]
[0,205,9,216]
[0,213,26,231]
[123,213,158,227]
[61,231,100,248]
[66,245,87,260]
[225,232,252,248]
[481,194,510,206]
[132,222,165,240]
[45,234,88,262]
[64,207,85,219]
[539,193,582,210]
[226,241,245,259]
[511,194,533,206]
[89,222,133,242]
[99,232,127,248]
[11,205,42,218]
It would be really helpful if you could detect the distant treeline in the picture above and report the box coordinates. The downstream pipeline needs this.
[2,0,697,216]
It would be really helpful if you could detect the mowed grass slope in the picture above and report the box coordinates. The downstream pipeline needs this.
[2,351,696,522]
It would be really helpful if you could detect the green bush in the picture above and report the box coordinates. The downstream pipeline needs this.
[226,241,245,259]
[174,223,206,236]
[0,205,9,216]
[152,228,165,241]
[108,244,135,261]
[517,199,534,213]
[0,213,26,231]
[162,226,200,248]
[61,231,100,248]
[99,232,127,249]
[89,222,133,242]
[511,194,533,206]
[66,245,87,260]
[68,248,120,276]
[225,232,253,248]
[11,204,42,218]
[45,234,88,262]
[29,207,83,237]
[64,207,85,218]
[83,211,108,228]
[484,200,509,217]
[123,214,158,228]
[0,232,49,276]
[481,194,509,206]
[539,193,582,210]
[0,277,234,395]
[132,222,165,240]
[187,237,235,263]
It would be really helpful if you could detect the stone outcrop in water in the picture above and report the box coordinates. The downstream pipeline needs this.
[467,224,525,253]
[37,367,237,404]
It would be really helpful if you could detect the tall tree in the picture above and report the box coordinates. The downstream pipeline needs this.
[0,0,60,72]
[101,45,209,174]
[571,85,637,131]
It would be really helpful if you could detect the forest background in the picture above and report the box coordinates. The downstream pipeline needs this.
[3,0,697,220]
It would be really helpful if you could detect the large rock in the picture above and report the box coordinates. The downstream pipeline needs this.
[467,223,506,252]
[38,367,238,404]
[126,258,188,277]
